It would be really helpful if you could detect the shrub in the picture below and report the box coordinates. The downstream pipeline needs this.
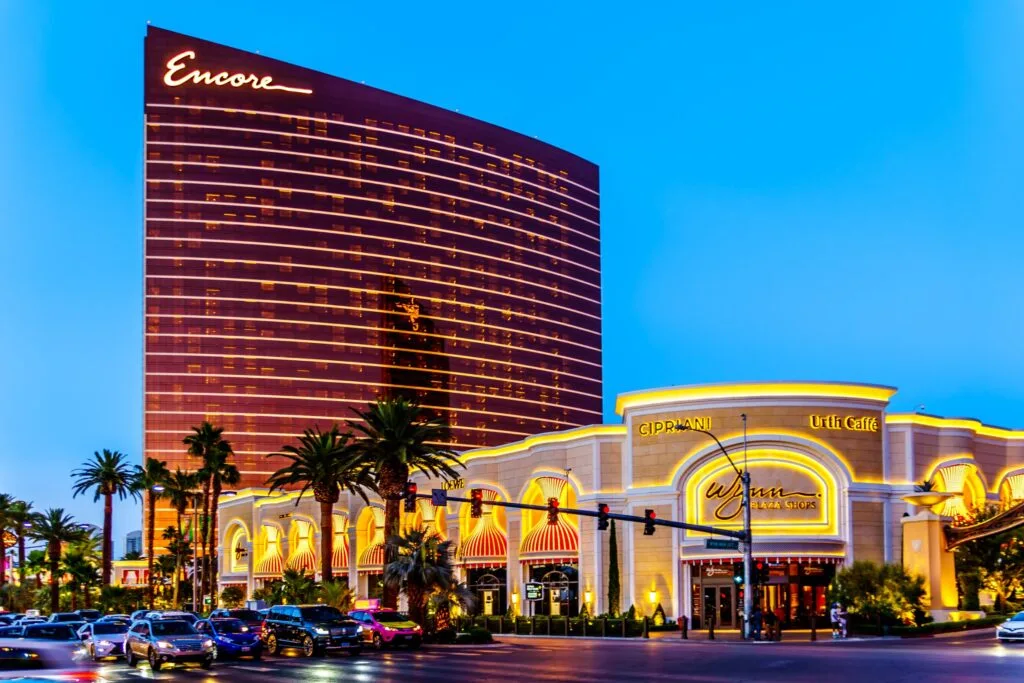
[220,586,245,608]
[455,627,493,644]
[828,560,926,626]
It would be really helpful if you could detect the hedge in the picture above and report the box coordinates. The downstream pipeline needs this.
[454,615,659,638]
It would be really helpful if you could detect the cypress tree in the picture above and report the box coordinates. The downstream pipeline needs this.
[608,519,620,616]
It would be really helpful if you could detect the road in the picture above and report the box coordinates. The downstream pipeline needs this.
[80,630,1021,682]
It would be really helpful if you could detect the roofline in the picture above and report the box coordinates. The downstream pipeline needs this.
[615,381,898,415]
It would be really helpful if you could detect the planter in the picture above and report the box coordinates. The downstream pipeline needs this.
[901,491,954,510]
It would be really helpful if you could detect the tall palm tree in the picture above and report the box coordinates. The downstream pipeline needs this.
[132,457,170,609]
[7,501,33,585]
[0,494,15,586]
[347,398,463,608]
[61,550,99,611]
[265,425,371,582]
[383,529,456,627]
[199,447,240,608]
[184,422,234,605]
[25,549,47,587]
[162,470,199,608]
[71,450,139,586]
[29,509,88,613]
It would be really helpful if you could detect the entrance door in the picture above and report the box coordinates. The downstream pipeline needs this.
[482,590,495,616]
[701,586,735,628]
[548,588,562,616]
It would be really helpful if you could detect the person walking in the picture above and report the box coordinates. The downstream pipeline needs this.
[751,605,763,641]
[763,607,777,641]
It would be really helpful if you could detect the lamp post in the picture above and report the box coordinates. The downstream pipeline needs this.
[676,414,753,639]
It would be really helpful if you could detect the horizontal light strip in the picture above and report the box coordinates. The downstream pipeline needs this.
[147,253,599,319]
[147,155,598,234]
[146,311,600,372]
[146,297,600,369]
[144,427,495,445]
[147,391,582,427]
[146,198,599,275]
[145,350,601,392]
[146,234,600,306]
[146,371,601,414]
[144,410,541,438]
[146,137,597,223]
[146,217,600,291]
[147,103,599,199]
[147,177,598,260]
[145,331,601,382]
[145,274,601,338]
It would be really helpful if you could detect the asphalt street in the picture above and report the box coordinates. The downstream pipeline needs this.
[77,630,1021,682]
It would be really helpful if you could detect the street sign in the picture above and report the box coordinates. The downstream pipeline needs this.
[705,538,740,551]
[430,489,448,507]
[525,582,543,601]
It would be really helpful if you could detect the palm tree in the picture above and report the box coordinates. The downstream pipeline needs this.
[61,550,99,610]
[7,501,33,585]
[383,529,456,627]
[199,448,239,608]
[266,425,371,582]
[0,494,14,586]
[162,525,194,609]
[279,568,318,604]
[184,422,234,605]
[71,450,139,586]
[347,398,463,608]
[25,549,47,587]
[132,457,170,609]
[154,554,177,603]
[163,469,199,534]
[428,582,477,632]
[29,509,88,613]
[318,580,355,612]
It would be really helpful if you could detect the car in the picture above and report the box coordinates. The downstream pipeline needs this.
[129,610,149,622]
[0,627,23,638]
[195,618,262,660]
[13,618,44,627]
[97,614,130,622]
[75,610,101,623]
[0,618,15,627]
[48,613,83,624]
[996,611,1024,642]
[209,608,264,635]
[262,605,361,658]
[0,640,95,681]
[21,624,81,643]
[124,619,214,671]
[95,616,131,629]
[78,621,129,661]
[144,610,199,625]
[349,608,423,650]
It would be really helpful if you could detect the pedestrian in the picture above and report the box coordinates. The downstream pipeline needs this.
[830,602,843,640]
[751,606,763,641]
[773,606,785,641]
[763,607,777,641]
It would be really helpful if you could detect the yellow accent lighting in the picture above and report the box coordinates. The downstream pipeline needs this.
[461,425,626,463]
[886,414,1024,441]
[616,382,897,415]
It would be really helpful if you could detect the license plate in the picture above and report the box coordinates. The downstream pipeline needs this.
[403,635,412,640]
[331,629,344,636]
[242,647,250,651]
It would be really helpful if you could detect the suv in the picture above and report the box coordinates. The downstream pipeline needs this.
[349,608,422,649]
[124,619,214,671]
[262,605,361,657]
[209,608,264,634]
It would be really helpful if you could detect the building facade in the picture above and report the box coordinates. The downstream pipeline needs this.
[143,27,602,546]
[125,530,143,556]
[217,381,1024,626]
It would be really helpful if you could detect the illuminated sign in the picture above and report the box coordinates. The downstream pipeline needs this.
[163,50,313,95]
[809,414,879,432]
[637,417,712,438]
[442,478,465,491]
[525,582,544,601]
[686,450,836,536]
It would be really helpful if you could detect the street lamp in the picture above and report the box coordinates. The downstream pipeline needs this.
[676,414,753,639]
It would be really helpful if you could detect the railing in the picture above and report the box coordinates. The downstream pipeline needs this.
[945,499,1024,549]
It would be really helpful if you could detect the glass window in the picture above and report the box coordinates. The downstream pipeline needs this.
[152,621,196,636]
[299,606,343,622]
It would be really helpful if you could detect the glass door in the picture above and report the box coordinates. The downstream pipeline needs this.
[717,586,734,628]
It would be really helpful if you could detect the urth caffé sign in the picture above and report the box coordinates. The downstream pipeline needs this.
[686,451,835,535]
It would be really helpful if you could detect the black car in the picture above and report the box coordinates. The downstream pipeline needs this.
[21,624,80,642]
[76,609,101,623]
[262,605,361,657]
[47,613,82,624]
[0,626,23,637]
[209,608,264,634]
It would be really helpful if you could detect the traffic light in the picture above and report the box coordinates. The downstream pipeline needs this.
[597,503,610,531]
[643,509,656,535]
[733,563,744,585]
[547,497,560,525]
[470,488,483,518]
[403,481,417,513]
[754,561,769,585]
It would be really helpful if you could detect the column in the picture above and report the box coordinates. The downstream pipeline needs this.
[347,525,358,594]
[506,508,522,615]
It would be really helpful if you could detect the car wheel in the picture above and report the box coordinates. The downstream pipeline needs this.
[301,635,316,657]
[200,656,213,670]
[125,646,136,668]
[265,633,278,655]
[372,632,384,650]
[148,648,162,672]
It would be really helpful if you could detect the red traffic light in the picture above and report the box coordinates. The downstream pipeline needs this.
[648,510,657,520]
[470,488,484,518]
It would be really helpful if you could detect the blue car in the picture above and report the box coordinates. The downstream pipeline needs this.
[195,618,262,660]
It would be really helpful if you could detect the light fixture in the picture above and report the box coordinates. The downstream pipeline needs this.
[152,484,165,493]
[511,592,519,605]
[648,589,657,605]
[584,590,593,605]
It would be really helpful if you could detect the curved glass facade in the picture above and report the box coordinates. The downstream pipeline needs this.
[143,27,602,535]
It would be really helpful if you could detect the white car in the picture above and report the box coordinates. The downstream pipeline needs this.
[996,612,1024,642]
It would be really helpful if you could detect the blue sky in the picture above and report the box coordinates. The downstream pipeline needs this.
[2,2,1023,539]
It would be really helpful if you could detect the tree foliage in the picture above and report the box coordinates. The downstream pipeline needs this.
[954,504,1024,608]
[828,560,926,625]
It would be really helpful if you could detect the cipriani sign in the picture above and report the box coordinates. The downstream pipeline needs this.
[163,50,313,95]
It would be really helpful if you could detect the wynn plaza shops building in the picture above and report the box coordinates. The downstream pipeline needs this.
[217,381,1024,627]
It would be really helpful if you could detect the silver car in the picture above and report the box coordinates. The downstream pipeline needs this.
[124,619,214,671]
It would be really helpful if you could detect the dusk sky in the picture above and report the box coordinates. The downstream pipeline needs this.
[2,2,1023,542]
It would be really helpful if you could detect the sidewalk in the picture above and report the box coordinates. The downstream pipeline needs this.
[649,628,872,642]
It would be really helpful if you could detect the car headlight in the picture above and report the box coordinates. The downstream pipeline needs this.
[313,627,329,635]
[381,626,395,632]
[157,641,174,650]
[203,639,215,649]
[356,625,364,634]
[97,640,112,648]
[239,626,249,633]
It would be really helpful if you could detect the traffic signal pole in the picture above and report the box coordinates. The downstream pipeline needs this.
[741,414,753,641]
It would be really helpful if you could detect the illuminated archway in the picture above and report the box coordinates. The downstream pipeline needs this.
[999,472,1024,510]
[223,521,251,575]
[255,522,285,578]
[934,463,987,519]
[287,518,318,573]
[357,505,386,573]
[331,514,350,571]
[458,488,508,567]
[520,477,579,565]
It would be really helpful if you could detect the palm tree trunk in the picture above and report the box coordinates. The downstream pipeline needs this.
[407,583,424,626]
[147,490,156,609]
[209,478,221,608]
[0,535,6,587]
[320,501,333,583]
[380,464,407,610]
[17,536,25,585]
[102,491,113,586]
[48,545,60,614]
[200,479,210,608]
[172,509,183,609]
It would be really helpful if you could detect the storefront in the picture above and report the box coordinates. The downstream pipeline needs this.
[216,381,1024,627]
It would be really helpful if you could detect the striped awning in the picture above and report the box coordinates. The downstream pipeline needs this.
[519,477,578,565]
[459,489,507,567]
[332,516,350,570]
[358,507,385,572]
[287,520,317,572]
[255,525,284,577]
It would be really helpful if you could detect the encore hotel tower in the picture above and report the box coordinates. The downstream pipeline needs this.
[143,27,602,541]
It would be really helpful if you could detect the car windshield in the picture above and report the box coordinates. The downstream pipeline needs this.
[77,611,100,619]
[152,621,196,636]
[52,614,79,622]
[373,612,411,623]
[93,623,128,635]
[212,619,248,634]
[24,625,75,640]
[300,606,343,622]
[1010,613,1024,622]
[228,610,261,621]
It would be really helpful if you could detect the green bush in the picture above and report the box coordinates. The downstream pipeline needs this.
[455,627,493,644]
[427,628,457,644]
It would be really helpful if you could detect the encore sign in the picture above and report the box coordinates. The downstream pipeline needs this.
[163,50,313,95]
